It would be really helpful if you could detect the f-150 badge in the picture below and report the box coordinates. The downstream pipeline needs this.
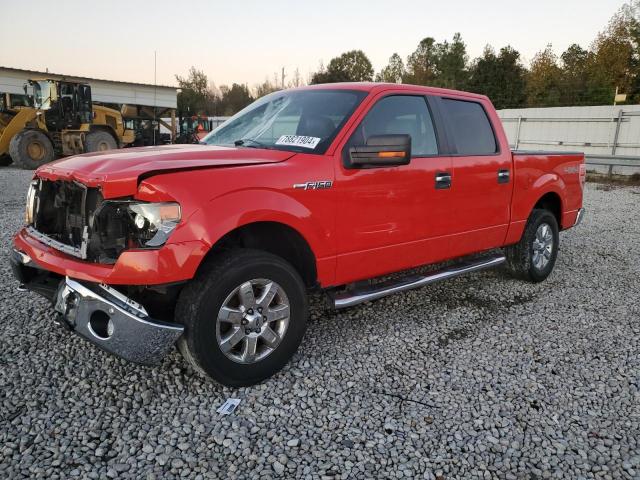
[293,181,333,190]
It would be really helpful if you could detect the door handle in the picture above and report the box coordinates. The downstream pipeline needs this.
[435,172,451,189]
[497,169,510,184]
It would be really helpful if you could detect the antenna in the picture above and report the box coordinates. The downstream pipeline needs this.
[153,51,157,145]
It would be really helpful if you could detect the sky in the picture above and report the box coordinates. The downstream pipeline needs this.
[0,0,627,89]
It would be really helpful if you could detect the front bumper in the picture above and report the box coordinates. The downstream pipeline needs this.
[13,227,208,286]
[11,249,184,366]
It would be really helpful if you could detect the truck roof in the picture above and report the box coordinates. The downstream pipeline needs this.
[293,82,489,101]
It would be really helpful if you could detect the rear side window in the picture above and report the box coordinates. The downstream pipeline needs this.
[441,98,497,155]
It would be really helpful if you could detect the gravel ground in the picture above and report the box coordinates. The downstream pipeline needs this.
[1,167,639,480]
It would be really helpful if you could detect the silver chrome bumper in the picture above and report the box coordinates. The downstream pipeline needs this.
[574,208,585,227]
[54,277,184,365]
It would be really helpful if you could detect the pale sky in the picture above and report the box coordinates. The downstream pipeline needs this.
[0,0,626,89]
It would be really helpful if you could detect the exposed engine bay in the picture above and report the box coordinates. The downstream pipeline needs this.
[28,179,180,264]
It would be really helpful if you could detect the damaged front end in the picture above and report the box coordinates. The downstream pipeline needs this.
[26,178,181,264]
[13,177,186,365]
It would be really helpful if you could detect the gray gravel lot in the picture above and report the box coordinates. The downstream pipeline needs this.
[1,167,639,479]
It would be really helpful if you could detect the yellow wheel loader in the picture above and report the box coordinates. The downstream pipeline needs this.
[0,79,134,169]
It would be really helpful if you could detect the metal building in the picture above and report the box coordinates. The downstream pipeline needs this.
[0,66,179,141]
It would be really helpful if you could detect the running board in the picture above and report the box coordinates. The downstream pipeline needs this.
[329,254,506,309]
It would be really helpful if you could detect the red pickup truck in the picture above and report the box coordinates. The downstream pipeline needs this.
[11,83,585,386]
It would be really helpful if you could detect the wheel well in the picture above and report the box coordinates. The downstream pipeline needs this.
[534,192,562,227]
[202,222,318,288]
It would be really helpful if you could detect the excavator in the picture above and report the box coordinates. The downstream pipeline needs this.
[0,79,134,169]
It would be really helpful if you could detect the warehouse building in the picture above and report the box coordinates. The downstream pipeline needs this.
[0,66,179,142]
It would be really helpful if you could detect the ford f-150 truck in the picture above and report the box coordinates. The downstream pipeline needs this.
[10,83,585,386]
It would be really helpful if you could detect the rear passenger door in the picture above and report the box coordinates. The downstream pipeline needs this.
[436,97,513,258]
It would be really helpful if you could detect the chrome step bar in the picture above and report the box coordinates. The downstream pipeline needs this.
[330,254,506,309]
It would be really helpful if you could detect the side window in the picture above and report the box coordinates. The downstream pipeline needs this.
[351,95,438,156]
[440,98,497,155]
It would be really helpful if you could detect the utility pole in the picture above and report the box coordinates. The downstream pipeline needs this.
[281,67,286,89]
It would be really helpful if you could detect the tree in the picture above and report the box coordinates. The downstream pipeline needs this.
[175,67,211,115]
[525,45,563,107]
[403,34,468,89]
[560,44,592,105]
[376,53,405,83]
[624,0,640,102]
[467,45,527,109]
[311,50,374,84]
[434,33,469,89]
[404,37,439,86]
[586,8,638,104]
[219,84,253,115]
[254,78,281,99]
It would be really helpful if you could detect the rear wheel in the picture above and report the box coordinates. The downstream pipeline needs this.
[505,208,559,282]
[176,249,308,387]
[9,130,55,169]
[84,131,117,152]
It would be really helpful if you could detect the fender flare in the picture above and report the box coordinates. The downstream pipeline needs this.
[526,173,565,218]
[171,188,332,264]
[506,173,566,245]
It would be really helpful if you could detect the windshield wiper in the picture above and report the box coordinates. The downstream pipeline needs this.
[234,138,270,148]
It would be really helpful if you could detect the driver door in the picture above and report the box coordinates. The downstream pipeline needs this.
[333,93,453,285]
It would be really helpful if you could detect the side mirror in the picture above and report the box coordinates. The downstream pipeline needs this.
[347,134,411,168]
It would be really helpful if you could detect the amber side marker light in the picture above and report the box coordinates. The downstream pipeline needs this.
[377,151,406,158]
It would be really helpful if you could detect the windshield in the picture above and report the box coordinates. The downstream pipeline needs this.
[202,89,367,154]
[32,81,55,110]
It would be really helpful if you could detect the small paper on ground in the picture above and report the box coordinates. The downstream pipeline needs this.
[217,398,241,415]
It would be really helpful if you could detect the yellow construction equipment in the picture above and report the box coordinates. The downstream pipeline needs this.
[0,79,134,169]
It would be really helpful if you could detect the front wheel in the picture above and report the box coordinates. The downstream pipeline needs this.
[176,249,308,387]
[505,208,559,282]
[9,129,55,169]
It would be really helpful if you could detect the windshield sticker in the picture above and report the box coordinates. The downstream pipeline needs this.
[275,135,321,149]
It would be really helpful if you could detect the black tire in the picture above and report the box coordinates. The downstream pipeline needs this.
[175,249,308,387]
[505,208,559,282]
[84,130,117,152]
[9,129,55,170]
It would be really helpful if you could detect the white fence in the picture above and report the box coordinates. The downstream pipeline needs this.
[498,105,640,175]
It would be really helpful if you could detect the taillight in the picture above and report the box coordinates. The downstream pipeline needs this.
[579,163,586,188]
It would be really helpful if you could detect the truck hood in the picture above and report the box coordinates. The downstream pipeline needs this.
[36,144,295,198]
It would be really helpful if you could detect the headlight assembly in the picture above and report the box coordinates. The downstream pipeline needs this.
[92,201,181,255]
[25,180,38,224]
[127,202,181,247]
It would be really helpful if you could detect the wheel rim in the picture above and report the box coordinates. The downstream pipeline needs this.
[532,223,554,270]
[27,141,45,160]
[97,141,110,151]
[215,278,290,364]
